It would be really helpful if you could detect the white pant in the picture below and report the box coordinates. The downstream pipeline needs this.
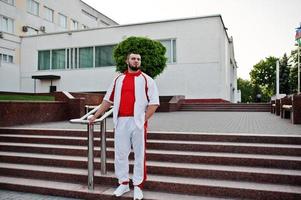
[114,117,147,187]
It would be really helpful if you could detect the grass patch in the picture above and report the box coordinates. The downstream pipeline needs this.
[0,94,55,101]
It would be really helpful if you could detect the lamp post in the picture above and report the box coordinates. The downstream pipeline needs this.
[276,60,280,97]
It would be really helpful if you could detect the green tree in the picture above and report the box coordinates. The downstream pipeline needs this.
[250,56,278,97]
[289,48,300,93]
[279,53,290,94]
[237,78,254,102]
[113,36,167,78]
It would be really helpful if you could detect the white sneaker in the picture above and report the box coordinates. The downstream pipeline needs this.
[133,186,143,200]
[113,184,130,197]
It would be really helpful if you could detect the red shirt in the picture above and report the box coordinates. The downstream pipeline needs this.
[118,70,142,116]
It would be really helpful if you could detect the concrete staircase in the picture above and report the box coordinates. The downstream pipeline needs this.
[179,103,270,112]
[0,128,301,199]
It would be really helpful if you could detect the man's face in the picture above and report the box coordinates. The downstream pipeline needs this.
[127,53,141,71]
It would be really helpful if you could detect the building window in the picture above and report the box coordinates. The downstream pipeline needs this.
[71,19,78,30]
[74,48,78,68]
[0,53,13,64]
[38,50,50,70]
[52,49,65,69]
[82,9,97,21]
[95,45,115,67]
[27,0,39,16]
[58,13,67,28]
[1,0,14,6]
[0,15,14,33]
[79,47,93,68]
[44,6,53,22]
[37,45,116,71]
[160,39,177,63]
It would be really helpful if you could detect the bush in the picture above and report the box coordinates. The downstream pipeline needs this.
[113,36,167,79]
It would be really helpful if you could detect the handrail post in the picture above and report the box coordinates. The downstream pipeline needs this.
[100,119,107,174]
[87,123,94,190]
[70,107,113,190]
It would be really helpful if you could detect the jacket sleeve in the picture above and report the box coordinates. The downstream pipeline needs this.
[103,79,116,104]
[147,78,160,105]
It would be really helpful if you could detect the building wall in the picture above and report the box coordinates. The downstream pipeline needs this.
[0,32,21,91]
[1,0,117,37]
[19,16,238,101]
[0,0,117,92]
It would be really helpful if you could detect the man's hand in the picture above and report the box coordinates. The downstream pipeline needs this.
[145,105,159,122]
[88,115,97,125]
[88,100,112,125]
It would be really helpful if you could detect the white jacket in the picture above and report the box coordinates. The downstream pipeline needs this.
[104,72,160,130]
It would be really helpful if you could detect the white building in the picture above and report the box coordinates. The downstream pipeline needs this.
[0,0,117,91]
[0,1,238,102]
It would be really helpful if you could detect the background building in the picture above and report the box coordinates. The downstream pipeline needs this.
[0,0,117,91]
[0,1,239,102]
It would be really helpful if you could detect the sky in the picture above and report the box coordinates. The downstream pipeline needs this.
[82,0,301,80]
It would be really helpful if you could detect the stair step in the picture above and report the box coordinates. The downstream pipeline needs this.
[1,161,300,185]
[1,165,300,200]
[1,127,300,199]
[0,176,237,200]
[1,138,301,156]
[1,128,301,144]
[1,149,301,170]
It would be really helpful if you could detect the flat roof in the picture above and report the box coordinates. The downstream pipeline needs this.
[21,14,229,40]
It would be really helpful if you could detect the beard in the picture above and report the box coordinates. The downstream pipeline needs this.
[129,64,140,71]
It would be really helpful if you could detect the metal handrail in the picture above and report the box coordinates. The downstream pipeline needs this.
[70,105,113,190]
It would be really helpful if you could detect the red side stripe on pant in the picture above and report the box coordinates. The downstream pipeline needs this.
[138,121,148,189]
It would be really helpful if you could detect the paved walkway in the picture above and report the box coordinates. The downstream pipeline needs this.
[0,189,82,200]
[1,111,300,199]
[8,111,301,135]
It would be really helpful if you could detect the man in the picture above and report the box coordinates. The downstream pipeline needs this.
[89,53,159,200]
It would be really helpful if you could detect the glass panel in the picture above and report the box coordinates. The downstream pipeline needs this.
[8,55,13,63]
[33,1,39,15]
[1,0,14,5]
[59,14,67,28]
[1,16,13,33]
[95,45,115,67]
[38,50,50,70]
[52,49,65,69]
[2,17,8,32]
[71,20,78,30]
[67,49,69,69]
[3,54,7,62]
[7,17,13,33]
[172,40,176,63]
[79,47,93,68]
[27,0,39,15]
[70,48,73,69]
[160,40,171,63]
[75,48,78,68]
[44,7,53,22]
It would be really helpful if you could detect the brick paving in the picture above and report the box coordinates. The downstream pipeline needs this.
[8,111,301,135]
[0,189,82,200]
